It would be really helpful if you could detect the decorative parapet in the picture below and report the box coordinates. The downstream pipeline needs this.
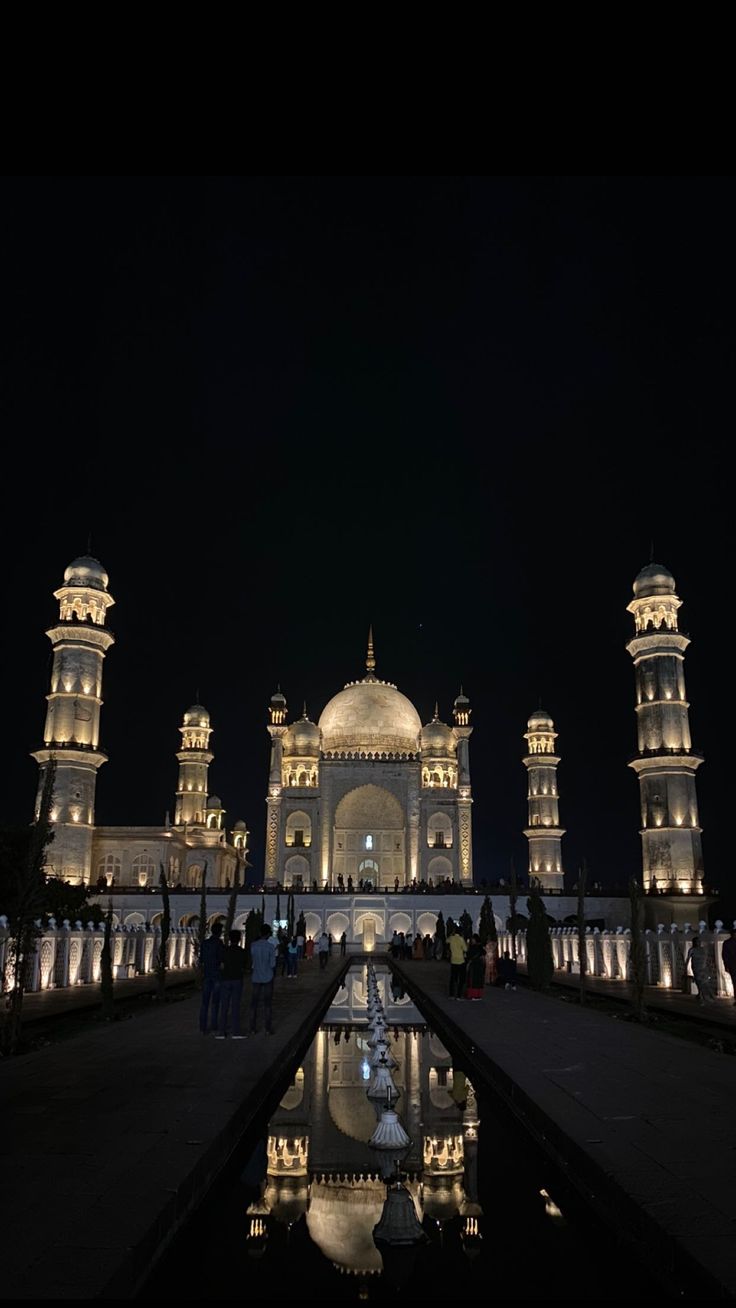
[0,916,198,994]
[496,923,734,998]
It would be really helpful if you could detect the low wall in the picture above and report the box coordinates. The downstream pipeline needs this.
[499,923,735,998]
[0,916,197,994]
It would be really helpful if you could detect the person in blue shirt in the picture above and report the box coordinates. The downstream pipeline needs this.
[250,924,277,1034]
[199,921,225,1034]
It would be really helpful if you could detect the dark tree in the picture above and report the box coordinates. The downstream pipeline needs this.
[157,865,171,1001]
[629,877,647,1023]
[44,877,104,926]
[577,859,588,1005]
[196,861,208,988]
[509,858,518,960]
[478,896,497,947]
[100,902,114,1020]
[244,907,263,971]
[225,876,239,938]
[1,759,56,1056]
[526,888,553,990]
[296,910,306,940]
[458,909,473,941]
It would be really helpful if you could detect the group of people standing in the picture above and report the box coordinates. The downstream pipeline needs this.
[198,921,350,1038]
[199,922,278,1039]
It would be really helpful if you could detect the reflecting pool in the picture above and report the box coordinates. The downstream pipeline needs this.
[141,963,668,1301]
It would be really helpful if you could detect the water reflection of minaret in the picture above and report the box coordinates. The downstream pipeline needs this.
[459,1079,483,1260]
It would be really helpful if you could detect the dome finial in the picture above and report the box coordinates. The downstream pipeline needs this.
[366,625,376,677]
[302,700,308,719]
[433,700,439,721]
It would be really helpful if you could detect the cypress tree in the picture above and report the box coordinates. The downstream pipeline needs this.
[577,859,588,1005]
[434,910,446,959]
[509,858,518,960]
[196,861,208,988]
[526,888,554,990]
[459,909,473,941]
[157,865,171,1001]
[225,875,239,937]
[2,758,56,1055]
[629,876,647,1023]
[100,901,114,1021]
[478,896,497,947]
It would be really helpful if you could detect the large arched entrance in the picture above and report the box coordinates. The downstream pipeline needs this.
[332,785,405,888]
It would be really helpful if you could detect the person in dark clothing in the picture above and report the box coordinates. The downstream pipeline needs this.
[339,931,347,956]
[466,934,485,999]
[276,934,289,977]
[497,950,517,990]
[216,930,247,1038]
[199,922,225,1034]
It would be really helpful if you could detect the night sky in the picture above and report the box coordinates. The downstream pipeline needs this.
[0,177,731,906]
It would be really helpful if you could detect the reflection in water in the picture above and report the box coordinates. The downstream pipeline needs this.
[243,964,481,1283]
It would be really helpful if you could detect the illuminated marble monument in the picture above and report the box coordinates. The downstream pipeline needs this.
[265,630,474,889]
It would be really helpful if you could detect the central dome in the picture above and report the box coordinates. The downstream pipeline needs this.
[319,680,422,756]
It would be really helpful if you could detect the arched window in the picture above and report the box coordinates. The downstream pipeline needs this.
[285,811,312,848]
[427,813,453,849]
[132,854,156,887]
[97,853,121,886]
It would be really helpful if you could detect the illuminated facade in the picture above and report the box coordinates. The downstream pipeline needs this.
[32,557,247,888]
[627,563,705,894]
[522,709,565,891]
[264,633,474,889]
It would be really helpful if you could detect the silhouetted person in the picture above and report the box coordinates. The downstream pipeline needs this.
[199,921,225,1034]
[216,929,247,1038]
[497,950,517,990]
[250,924,276,1034]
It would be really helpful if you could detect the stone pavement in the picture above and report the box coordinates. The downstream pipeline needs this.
[392,959,736,1300]
[0,955,349,1301]
[20,967,198,1022]
[537,966,736,1029]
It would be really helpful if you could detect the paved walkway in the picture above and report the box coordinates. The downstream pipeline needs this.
[20,968,197,1022]
[0,956,349,1300]
[530,966,736,1029]
[392,960,736,1300]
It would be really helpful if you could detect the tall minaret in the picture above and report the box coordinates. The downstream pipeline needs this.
[31,556,115,885]
[265,687,288,885]
[174,705,213,826]
[452,688,474,885]
[627,562,704,894]
[523,709,565,891]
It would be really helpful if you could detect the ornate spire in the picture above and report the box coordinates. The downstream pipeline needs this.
[433,701,439,721]
[365,624,376,679]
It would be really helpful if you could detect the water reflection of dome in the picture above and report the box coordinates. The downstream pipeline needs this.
[328,1087,382,1142]
[306,1178,386,1275]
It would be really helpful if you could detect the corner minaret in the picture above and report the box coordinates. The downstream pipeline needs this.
[523,709,565,891]
[31,556,115,885]
[452,688,474,884]
[265,686,288,884]
[174,704,213,826]
[627,562,705,894]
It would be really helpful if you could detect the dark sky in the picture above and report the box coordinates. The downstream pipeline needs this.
[0,177,731,902]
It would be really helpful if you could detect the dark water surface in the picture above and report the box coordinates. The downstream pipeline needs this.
[140,964,675,1301]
